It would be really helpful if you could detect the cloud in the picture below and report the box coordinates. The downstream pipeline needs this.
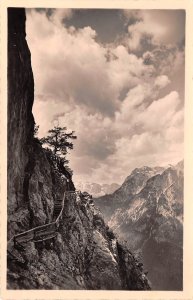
[27,10,116,116]
[154,75,170,89]
[49,9,73,25]
[124,10,185,51]
[33,95,71,137]
[59,107,116,160]
[109,90,183,183]
[66,90,183,184]
[27,9,156,118]
[136,91,180,131]
[143,46,184,77]
[129,13,166,47]
[26,9,184,186]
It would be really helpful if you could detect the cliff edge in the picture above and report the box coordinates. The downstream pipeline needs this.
[7,8,150,290]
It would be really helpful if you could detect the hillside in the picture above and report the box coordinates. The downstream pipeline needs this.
[94,162,183,290]
[7,8,150,290]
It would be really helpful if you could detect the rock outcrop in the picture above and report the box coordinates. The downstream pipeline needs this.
[95,162,183,290]
[7,8,150,290]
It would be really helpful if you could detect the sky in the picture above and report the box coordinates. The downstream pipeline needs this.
[26,8,185,186]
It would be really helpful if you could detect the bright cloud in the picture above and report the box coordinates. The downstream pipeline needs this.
[26,9,184,186]
[124,10,185,50]
[154,75,170,89]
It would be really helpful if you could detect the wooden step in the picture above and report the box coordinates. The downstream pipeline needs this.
[34,232,57,242]
[7,193,66,250]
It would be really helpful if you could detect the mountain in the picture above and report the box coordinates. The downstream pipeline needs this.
[75,181,120,197]
[94,165,165,221]
[94,162,183,290]
[6,8,150,291]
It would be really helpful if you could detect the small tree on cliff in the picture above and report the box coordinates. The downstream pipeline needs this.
[40,125,77,165]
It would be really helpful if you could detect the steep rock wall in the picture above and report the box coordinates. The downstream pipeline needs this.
[7,8,150,290]
[8,8,34,218]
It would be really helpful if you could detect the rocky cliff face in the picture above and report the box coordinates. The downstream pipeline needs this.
[94,162,183,290]
[7,8,150,290]
[8,8,34,229]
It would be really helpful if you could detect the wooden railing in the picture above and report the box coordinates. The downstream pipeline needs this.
[7,191,77,262]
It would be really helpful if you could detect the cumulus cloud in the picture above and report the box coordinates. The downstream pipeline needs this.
[49,9,73,25]
[127,14,166,50]
[27,9,156,117]
[136,91,180,131]
[27,9,184,185]
[124,10,185,51]
[143,46,184,77]
[154,75,170,89]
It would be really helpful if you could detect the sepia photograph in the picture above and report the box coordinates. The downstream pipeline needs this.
[1,0,193,299]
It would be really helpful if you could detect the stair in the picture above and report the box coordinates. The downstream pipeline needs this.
[53,199,63,218]
[7,191,78,261]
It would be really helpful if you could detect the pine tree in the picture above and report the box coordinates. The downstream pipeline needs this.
[40,125,77,158]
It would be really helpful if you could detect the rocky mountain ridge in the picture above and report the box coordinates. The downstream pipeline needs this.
[94,161,183,290]
[7,8,150,290]
[94,164,166,221]
[76,181,120,197]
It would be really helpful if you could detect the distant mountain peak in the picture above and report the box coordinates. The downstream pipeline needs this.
[94,161,183,290]
[75,181,120,197]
